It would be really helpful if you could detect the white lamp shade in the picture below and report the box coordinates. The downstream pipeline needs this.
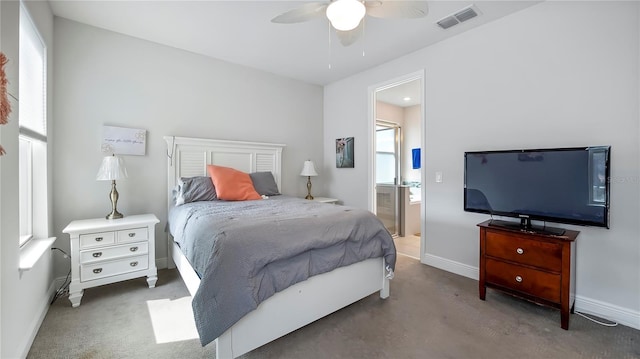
[326,0,366,31]
[300,160,318,177]
[96,155,128,181]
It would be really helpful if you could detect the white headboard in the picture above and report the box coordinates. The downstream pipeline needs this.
[164,136,286,209]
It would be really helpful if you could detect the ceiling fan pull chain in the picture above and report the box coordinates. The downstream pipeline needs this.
[362,18,366,57]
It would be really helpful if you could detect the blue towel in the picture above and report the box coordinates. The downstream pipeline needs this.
[412,148,421,169]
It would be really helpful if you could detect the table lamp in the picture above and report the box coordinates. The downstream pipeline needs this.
[300,160,318,200]
[96,154,128,219]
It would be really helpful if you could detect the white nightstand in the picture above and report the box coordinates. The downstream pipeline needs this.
[63,214,160,307]
[311,197,339,204]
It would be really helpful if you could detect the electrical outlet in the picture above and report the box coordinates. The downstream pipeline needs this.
[435,171,443,183]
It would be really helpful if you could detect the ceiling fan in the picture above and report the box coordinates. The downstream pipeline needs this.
[271,0,429,46]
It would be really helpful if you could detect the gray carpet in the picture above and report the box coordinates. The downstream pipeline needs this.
[28,255,639,358]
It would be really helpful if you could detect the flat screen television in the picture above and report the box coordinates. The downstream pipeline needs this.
[464,146,610,234]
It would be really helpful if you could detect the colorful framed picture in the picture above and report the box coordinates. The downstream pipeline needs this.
[336,137,354,168]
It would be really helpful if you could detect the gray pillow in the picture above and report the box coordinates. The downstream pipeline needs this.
[175,176,217,205]
[250,172,280,196]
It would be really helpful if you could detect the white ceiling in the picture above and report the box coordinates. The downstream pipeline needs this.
[49,1,540,86]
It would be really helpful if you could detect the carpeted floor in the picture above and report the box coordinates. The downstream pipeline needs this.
[28,255,639,358]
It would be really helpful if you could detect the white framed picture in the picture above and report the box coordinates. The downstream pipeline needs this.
[101,125,146,155]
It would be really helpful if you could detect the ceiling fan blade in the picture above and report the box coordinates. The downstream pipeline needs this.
[365,1,429,19]
[271,2,329,24]
[336,22,364,47]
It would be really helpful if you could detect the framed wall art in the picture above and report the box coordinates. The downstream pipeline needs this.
[336,137,354,168]
[101,125,146,155]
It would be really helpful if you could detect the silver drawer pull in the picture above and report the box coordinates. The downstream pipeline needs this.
[515,275,523,283]
[92,252,102,258]
[130,246,138,252]
[128,233,136,237]
[130,261,138,267]
[95,237,103,242]
[516,248,524,255]
[93,268,103,274]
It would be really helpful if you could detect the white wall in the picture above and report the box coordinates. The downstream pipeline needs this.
[1,1,56,358]
[325,1,640,328]
[53,19,324,277]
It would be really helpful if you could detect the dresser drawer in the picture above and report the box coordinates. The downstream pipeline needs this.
[80,232,116,249]
[80,242,149,264]
[81,255,149,282]
[485,231,562,272]
[117,227,148,243]
[486,258,561,303]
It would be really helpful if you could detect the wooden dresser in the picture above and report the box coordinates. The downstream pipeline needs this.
[478,220,579,329]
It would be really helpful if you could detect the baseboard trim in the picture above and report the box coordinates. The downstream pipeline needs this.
[17,278,59,359]
[422,253,478,280]
[156,256,168,269]
[422,253,640,331]
[575,295,640,330]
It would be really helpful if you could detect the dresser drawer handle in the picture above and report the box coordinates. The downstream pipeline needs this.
[93,268,103,274]
[92,252,102,258]
[515,275,523,283]
[128,233,136,238]
[95,237,103,242]
[130,261,138,267]
[516,248,524,255]
[130,246,138,252]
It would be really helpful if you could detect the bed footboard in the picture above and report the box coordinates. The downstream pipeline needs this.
[214,257,387,359]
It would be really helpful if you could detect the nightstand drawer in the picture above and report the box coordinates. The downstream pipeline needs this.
[485,231,562,272]
[486,258,561,303]
[81,255,149,282]
[117,227,148,243]
[80,232,116,249]
[80,242,149,264]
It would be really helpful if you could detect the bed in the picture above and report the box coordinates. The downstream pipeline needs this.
[164,136,395,358]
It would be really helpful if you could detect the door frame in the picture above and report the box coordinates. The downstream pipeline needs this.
[367,69,426,260]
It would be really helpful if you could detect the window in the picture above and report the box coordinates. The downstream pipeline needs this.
[376,126,398,185]
[19,4,48,247]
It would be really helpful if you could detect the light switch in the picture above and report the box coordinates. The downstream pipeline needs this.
[435,171,443,183]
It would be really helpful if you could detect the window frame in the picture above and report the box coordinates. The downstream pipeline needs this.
[18,2,48,248]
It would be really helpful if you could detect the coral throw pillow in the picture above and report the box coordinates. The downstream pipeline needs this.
[207,165,261,201]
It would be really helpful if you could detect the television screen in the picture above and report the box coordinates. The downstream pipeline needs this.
[464,146,610,229]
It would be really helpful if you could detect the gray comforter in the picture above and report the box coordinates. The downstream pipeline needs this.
[168,195,396,346]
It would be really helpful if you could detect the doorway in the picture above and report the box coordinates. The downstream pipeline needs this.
[369,71,424,260]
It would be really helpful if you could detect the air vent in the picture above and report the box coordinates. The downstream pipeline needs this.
[455,7,478,22]
[437,17,459,30]
[436,5,480,30]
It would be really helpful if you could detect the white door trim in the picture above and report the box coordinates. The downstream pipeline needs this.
[368,70,426,260]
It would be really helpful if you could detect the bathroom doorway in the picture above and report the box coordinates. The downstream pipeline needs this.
[370,72,424,260]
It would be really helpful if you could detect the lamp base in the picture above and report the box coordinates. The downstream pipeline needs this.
[106,180,124,220]
[305,176,314,200]
[106,210,123,220]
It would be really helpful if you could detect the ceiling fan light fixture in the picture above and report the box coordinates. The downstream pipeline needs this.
[326,0,366,31]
